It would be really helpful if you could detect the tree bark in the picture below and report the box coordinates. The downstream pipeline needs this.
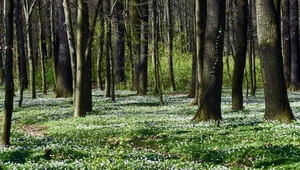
[288,0,300,91]
[113,0,126,84]
[256,0,294,123]
[282,0,291,88]
[23,0,38,99]
[38,0,47,94]
[165,0,176,91]
[97,4,105,90]
[2,0,14,146]
[137,0,149,96]
[62,0,76,99]
[74,0,87,117]
[231,0,247,111]
[54,0,73,98]
[192,0,225,122]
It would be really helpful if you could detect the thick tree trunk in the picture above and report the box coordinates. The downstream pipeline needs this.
[256,0,294,123]
[2,0,14,147]
[74,0,87,117]
[62,0,76,98]
[192,0,225,122]
[231,0,247,111]
[137,1,149,96]
[288,0,300,91]
[54,0,73,98]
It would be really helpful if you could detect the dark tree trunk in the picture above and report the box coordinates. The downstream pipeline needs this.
[137,0,149,96]
[231,0,247,111]
[97,3,104,90]
[15,0,28,107]
[113,0,125,84]
[2,0,14,147]
[256,0,294,123]
[192,0,225,122]
[103,0,111,97]
[288,0,300,91]
[282,0,291,88]
[38,0,47,94]
[54,0,73,98]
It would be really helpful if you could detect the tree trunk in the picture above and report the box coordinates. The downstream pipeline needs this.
[62,0,76,99]
[152,0,164,105]
[256,0,294,123]
[165,0,176,91]
[231,0,247,111]
[113,0,125,84]
[137,0,149,96]
[97,4,104,90]
[282,0,291,88]
[74,0,87,118]
[2,0,14,146]
[38,0,47,94]
[104,0,111,97]
[54,0,73,98]
[50,0,57,84]
[192,0,225,122]
[288,0,300,91]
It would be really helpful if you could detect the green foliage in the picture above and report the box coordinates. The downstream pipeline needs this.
[1,89,300,169]
[35,59,56,90]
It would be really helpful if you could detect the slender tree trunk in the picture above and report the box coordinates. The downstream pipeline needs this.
[62,0,76,99]
[74,0,86,117]
[165,0,176,91]
[152,0,164,105]
[2,0,14,147]
[192,0,225,122]
[38,0,47,94]
[256,0,294,123]
[24,0,37,99]
[50,0,57,84]
[97,5,104,90]
[104,0,111,97]
[231,0,247,111]
[288,0,300,91]
[282,0,291,88]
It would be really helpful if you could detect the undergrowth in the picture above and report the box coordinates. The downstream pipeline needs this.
[0,89,300,169]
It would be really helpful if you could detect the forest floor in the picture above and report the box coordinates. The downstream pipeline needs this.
[1,89,300,169]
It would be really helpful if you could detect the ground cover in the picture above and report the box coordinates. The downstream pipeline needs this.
[1,89,300,169]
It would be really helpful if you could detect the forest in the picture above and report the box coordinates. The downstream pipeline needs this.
[1,0,300,169]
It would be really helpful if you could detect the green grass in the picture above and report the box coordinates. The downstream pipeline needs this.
[1,89,300,169]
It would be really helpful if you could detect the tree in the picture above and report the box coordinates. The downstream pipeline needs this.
[113,0,125,84]
[97,3,104,90]
[15,0,28,107]
[137,0,149,95]
[2,0,14,146]
[192,0,225,122]
[74,0,87,117]
[165,0,176,91]
[38,0,47,94]
[23,0,37,99]
[231,0,247,111]
[152,0,164,105]
[288,0,300,91]
[256,0,294,123]
[54,0,73,98]
[62,0,76,99]
[282,0,291,87]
